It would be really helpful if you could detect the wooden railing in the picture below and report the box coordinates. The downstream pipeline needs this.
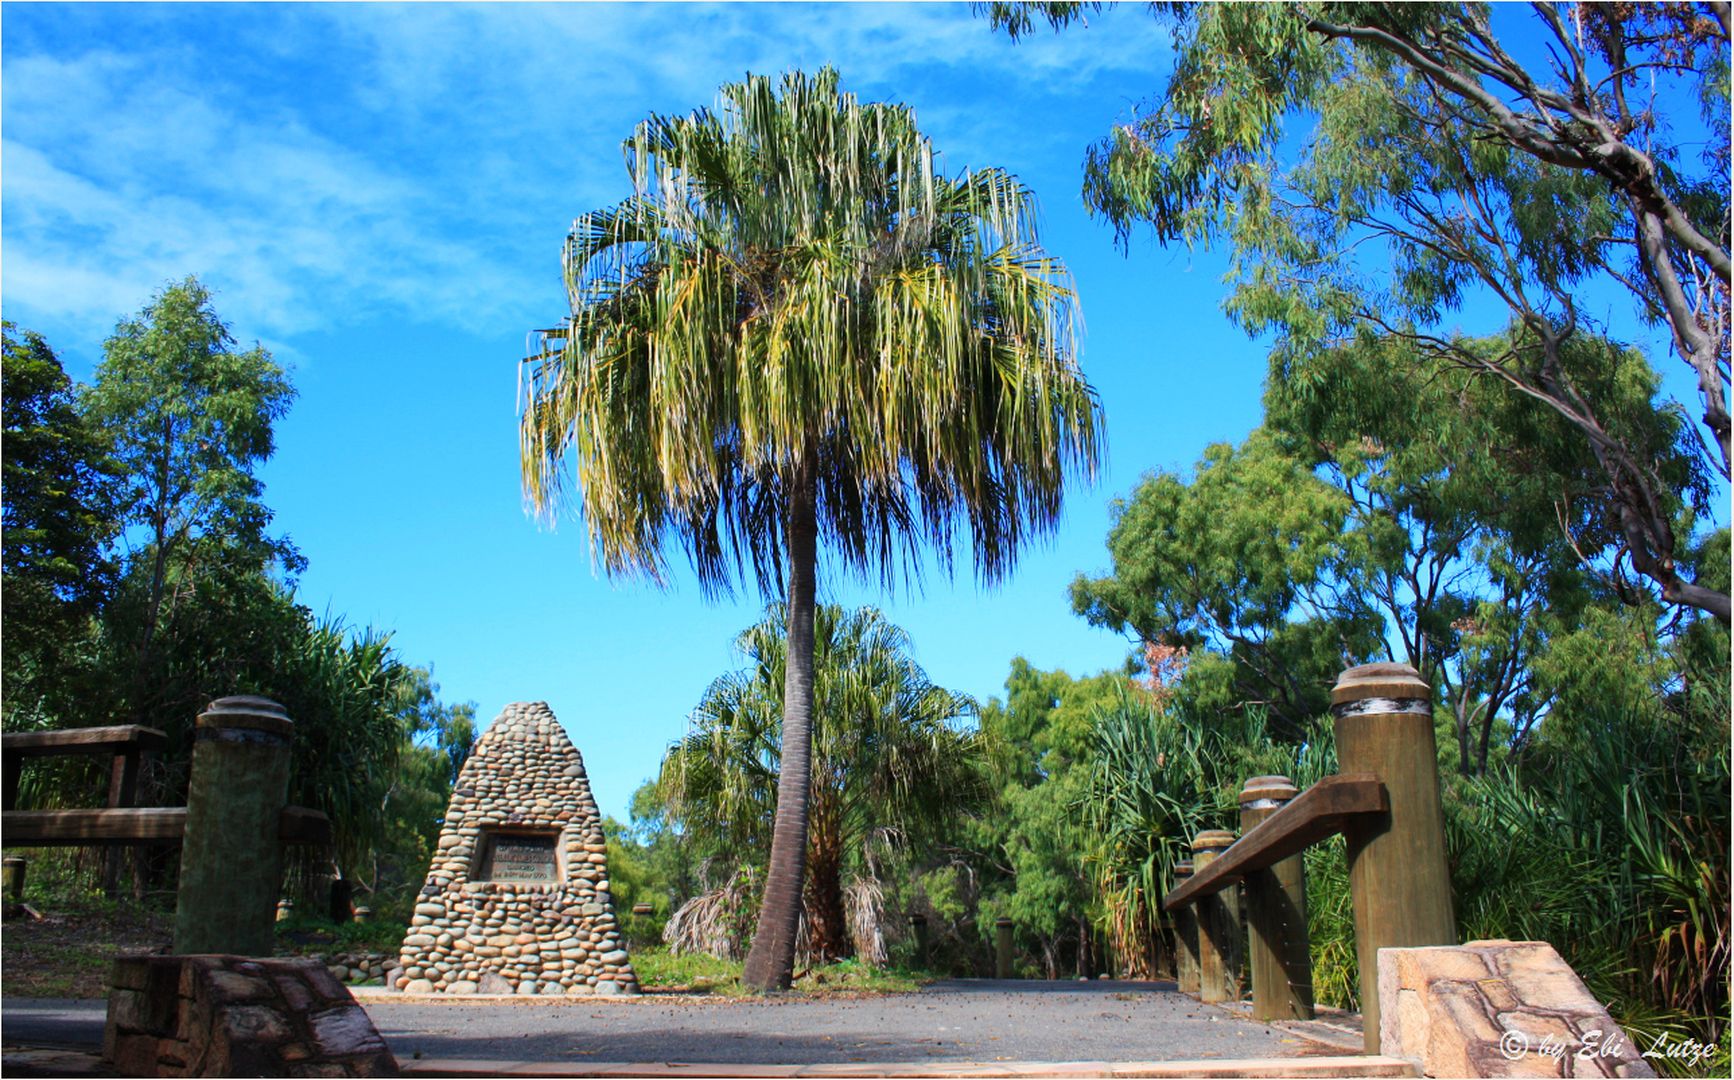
[0,698,331,957]
[1161,662,1456,1055]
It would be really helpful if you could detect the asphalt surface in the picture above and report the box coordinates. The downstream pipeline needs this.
[3,981,1319,1067]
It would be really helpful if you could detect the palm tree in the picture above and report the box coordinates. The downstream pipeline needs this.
[661,604,992,962]
[520,68,1102,989]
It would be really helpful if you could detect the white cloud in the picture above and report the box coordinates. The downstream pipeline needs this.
[1,4,1171,357]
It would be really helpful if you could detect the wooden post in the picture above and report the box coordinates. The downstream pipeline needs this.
[174,696,295,956]
[2,857,25,918]
[910,912,929,967]
[1240,775,1314,1021]
[102,748,142,898]
[1191,829,1236,1003]
[1172,860,1199,995]
[352,905,372,924]
[994,915,1013,979]
[1332,662,1455,1054]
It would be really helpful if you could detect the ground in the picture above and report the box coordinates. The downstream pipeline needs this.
[0,906,172,1000]
[0,901,1364,1074]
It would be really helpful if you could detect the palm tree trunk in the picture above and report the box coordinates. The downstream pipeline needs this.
[742,476,818,991]
[803,807,847,962]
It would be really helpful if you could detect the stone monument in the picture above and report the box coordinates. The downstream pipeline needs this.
[395,702,637,995]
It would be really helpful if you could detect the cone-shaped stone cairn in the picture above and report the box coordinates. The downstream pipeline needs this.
[396,702,637,995]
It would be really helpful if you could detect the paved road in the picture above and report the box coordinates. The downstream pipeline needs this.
[370,981,1316,1066]
[3,982,1322,1068]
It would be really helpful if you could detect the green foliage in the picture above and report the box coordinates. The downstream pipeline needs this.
[520,66,1103,597]
[655,604,990,961]
[1071,431,1383,737]
[1,322,120,734]
[1009,1,1731,620]
[627,945,929,997]
[4,283,470,917]
[84,277,299,617]
[1443,611,1731,1066]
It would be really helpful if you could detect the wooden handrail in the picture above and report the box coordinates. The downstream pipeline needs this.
[1,806,332,846]
[2,725,169,757]
[1163,773,1386,911]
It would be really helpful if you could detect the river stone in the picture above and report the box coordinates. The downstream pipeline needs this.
[395,701,637,996]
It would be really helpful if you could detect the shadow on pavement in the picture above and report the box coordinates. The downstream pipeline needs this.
[922,979,1178,995]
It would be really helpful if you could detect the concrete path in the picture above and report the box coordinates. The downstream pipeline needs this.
[364,981,1323,1066]
[3,981,1392,1077]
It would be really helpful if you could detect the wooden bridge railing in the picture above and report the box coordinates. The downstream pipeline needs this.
[0,697,331,958]
[1162,662,1456,1055]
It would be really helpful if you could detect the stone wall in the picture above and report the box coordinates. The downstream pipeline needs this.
[395,701,636,995]
[104,954,397,1077]
[1378,940,1655,1078]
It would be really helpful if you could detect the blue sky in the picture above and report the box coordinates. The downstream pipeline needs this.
[2,3,1719,821]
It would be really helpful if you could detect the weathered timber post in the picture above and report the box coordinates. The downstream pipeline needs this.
[1239,775,1314,1021]
[1172,860,1199,994]
[1331,662,1455,1054]
[1191,829,1236,1003]
[174,696,294,956]
[910,912,929,968]
[102,742,144,898]
[2,857,25,918]
[994,915,1013,979]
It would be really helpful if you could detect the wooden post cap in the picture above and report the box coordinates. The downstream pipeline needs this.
[1330,663,1429,709]
[1174,859,1194,877]
[1192,829,1236,852]
[198,696,293,737]
[995,915,1014,928]
[1239,775,1298,805]
[910,912,928,924]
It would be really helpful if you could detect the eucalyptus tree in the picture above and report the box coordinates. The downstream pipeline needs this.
[992,2,1730,622]
[84,276,298,670]
[659,604,990,962]
[520,68,1102,988]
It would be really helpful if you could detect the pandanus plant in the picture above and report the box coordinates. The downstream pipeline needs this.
[520,68,1101,988]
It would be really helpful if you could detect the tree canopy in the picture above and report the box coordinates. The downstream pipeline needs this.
[993,1,1730,621]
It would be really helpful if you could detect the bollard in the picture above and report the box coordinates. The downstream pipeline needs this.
[276,898,294,923]
[994,915,1013,979]
[174,696,295,956]
[1332,663,1455,1054]
[352,906,372,924]
[1191,830,1236,1003]
[1240,776,1313,1021]
[2,857,25,918]
[1172,860,1199,995]
[910,912,929,968]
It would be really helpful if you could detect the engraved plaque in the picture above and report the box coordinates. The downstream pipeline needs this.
[478,832,558,883]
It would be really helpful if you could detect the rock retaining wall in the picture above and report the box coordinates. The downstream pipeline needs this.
[1378,940,1655,1078]
[104,954,397,1077]
[394,701,636,995]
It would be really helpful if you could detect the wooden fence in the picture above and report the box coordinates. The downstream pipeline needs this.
[1,697,331,957]
[1163,662,1455,1054]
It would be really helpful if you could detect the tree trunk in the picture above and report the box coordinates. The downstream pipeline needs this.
[742,476,818,991]
[802,792,848,963]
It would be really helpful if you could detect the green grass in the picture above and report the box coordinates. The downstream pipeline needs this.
[629,947,932,997]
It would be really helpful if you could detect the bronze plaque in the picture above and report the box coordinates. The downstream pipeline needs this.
[479,833,558,883]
